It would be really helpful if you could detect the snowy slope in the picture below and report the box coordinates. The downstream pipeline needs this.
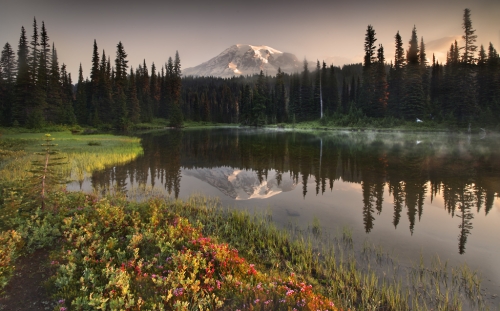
[184,44,301,77]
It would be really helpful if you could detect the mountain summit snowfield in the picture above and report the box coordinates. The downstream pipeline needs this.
[183,44,301,77]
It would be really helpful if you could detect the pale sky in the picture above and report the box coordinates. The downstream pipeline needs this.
[1,0,499,79]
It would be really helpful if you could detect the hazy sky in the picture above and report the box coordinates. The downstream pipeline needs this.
[1,0,499,79]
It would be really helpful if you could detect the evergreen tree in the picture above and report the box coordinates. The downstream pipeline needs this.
[454,8,478,123]
[201,90,211,122]
[46,43,63,123]
[113,41,129,129]
[169,51,183,127]
[430,54,444,118]
[74,63,87,124]
[1,42,16,125]
[114,41,128,87]
[192,92,201,122]
[420,37,430,111]
[461,8,478,65]
[97,50,113,124]
[38,21,50,95]
[388,31,405,118]
[138,60,152,122]
[60,63,76,124]
[476,45,488,112]
[442,41,460,118]
[403,26,425,120]
[341,78,349,113]
[486,43,500,116]
[349,75,357,105]
[300,59,312,120]
[275,67,287,122]
[150,62,160,116]
[29,18,39,84]
[159,65,169,119]
[288,73,300,121]
[1,43,16,84]
[360,24,377,115]
[89,40,100,125]
[15,26,30,126]
[249,70,267,126]
[26,17,45,128]
[372,44,388,117]
[323,64,339,116]
[127,68,141,124]
[313,60,322,119]
[90,40,100,87]
[239,84,252,124]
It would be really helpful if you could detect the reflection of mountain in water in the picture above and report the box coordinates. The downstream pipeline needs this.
[183,167,296,200]
[85,129,500,254]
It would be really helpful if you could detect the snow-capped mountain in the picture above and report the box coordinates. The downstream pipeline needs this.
[183,167,296,200]
[183,44,301,77]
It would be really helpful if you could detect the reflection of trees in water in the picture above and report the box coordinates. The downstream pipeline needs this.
[90,129,500,253]
[457,184,475,254]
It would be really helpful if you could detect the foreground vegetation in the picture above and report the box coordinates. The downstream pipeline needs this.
[0,191,492,311]
[0,131,496,310]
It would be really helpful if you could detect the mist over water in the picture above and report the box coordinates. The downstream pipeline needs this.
[68,128,500,298]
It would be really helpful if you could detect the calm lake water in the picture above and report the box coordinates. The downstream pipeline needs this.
[69,128,500,298]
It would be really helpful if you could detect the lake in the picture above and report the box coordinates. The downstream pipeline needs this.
[68,128,500,301]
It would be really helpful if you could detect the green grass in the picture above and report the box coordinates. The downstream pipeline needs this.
[0,131,143,183]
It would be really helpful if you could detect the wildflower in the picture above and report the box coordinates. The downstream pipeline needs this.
[286,289,294,296]
[173,288,184,296]
[254,299,260,304]
[248,264,257,275]
[58,299,65,304]
[60,308,67,311]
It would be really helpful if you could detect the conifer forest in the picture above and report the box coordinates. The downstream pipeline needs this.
[0,9,499,130]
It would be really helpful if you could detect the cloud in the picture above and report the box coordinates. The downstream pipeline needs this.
[425,36,463,53]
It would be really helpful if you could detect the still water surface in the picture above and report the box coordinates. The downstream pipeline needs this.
[69,128,500,297]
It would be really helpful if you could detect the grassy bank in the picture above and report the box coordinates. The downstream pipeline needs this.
[0,131,143,183]
[268,119,498,134]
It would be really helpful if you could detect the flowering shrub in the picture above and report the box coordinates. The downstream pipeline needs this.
[0,230,22,291]
[50,197,338,310]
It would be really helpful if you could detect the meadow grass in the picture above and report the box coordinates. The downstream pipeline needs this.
[0,131,143,183]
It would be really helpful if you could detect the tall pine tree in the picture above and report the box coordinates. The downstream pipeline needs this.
[388,31,406,118]
[360,25,377,116]
[403,26,425,120]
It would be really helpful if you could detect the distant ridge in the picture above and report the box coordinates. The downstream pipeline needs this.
[183,44,301,77]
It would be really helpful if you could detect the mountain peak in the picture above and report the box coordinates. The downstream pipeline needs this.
[184,44,300,77]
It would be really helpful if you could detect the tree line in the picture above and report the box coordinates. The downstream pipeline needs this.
[0,17,183,129]
[1,9,499,129]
